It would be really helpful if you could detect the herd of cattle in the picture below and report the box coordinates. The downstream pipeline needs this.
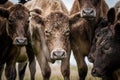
[0,0,120,80]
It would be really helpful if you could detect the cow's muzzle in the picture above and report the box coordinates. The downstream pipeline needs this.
[81,8,96,18]
[92,68,105,77]
[13,37,28,46]
[51,49,66,60]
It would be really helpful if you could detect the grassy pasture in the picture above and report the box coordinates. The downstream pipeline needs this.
[2,61,102,80]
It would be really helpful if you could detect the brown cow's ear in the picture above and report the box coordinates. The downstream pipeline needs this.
[107,8,116,24]
[69,12,81,27]
[0,7,9,19]
[30,13,44,25]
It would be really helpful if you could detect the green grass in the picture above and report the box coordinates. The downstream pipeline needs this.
[2,62,102,80]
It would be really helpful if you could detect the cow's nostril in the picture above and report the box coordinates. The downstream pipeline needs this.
[92,69,96,74]
[16,39,24,43]
[90,10,94,14]
[62,51,65,57]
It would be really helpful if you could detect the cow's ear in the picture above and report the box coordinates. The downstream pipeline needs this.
[69,12,81,27]
[114,23,120,38]
[107,8,116,24]
[30,12,44,26]
[0,7,9,18]
[117,12,120,20]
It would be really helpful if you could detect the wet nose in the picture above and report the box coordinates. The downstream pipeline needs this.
[91,68,102,77]
[51,49,66,60]
[14,37,28,46]
[82,8,96,18]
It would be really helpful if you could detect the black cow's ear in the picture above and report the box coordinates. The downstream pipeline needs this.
[114,23,120,39]
[117,12,120,20]
[69,12,81,27]
[0,7,9,19]
[0,0,8,4]
[107,8,116,24]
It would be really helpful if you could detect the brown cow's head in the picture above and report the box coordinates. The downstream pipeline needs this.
[90,8,120,77]
[29,9,72,62]
[78,0,103,19]
[44,12,70,60]
[0,4,29,46]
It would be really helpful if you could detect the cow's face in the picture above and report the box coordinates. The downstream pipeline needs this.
[44,12,70,60]
[78,0,102,19]
[91,27,113,77]
[7,4,29,46]
[29,10,71,61]
[88,19,108,63]
[91,8,120,77]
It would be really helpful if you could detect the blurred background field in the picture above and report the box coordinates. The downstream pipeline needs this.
[2,61,101,80]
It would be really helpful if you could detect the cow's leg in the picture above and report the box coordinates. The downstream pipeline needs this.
[5,63,16,80]
[28,58,36,80]
[18,62,27,80]
[73,49,88,80]
[5,46,19,80]
[61,53,70,80]
[36,52,51,80]
[26,43,36,80]
[0,64,4,80]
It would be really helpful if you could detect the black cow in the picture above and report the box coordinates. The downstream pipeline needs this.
[90,8,120,80]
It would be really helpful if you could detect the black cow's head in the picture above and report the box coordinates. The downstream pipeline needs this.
[91,8,120,77]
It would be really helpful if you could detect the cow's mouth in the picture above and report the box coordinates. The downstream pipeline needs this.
[82,16,96,21]
[91,68,107,77]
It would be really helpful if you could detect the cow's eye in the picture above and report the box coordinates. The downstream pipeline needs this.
[45,30,51,36]
[103,42,110,50]
[65,30,70,36]
[8,18,14,24]
[96,33,100,38]
[27,19,30,23]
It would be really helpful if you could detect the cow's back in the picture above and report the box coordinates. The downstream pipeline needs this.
[25,0,68,16]
[0,1,13,8]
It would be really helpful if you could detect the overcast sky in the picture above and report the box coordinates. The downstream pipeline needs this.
[10,0,119,10]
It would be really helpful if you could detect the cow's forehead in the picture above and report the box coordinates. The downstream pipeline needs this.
[9,4,29,19]
[45,12,69,31]
[46,11,69,22]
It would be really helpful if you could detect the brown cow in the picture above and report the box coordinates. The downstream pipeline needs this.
[0,2,36,80]
[0,4,36,80]
[25,0,71,80]
[70,0,109,80]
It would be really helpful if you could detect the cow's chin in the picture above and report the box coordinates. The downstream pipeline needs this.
[82,16,96,21]
[13,42,28,47]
